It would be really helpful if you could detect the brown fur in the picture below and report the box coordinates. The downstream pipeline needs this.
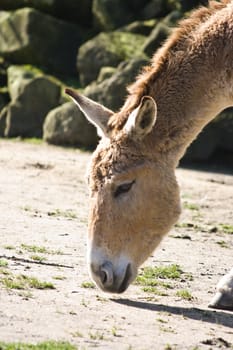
[67,1,233,295]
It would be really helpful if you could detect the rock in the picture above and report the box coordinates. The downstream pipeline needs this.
[142,0,168,20]
[77,31,147,86]
[4,65,60,138]
[92,0,133,31]
[217,109,233,153]
[0,88,9,113]
[43,102,98,148]
[85,58,148,111]
[119,20,157,36]
[180,0,208,12]
[0,106,7,136]
[163,11,183,27]
[143,22,171,57]
[0,8,81,75]
[0,0,92,26]
[184,110,233,161]
[97,67,117,83]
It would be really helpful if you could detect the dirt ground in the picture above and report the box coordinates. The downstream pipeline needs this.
[0,139,232,350]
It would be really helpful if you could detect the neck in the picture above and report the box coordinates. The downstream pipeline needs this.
[150,57,232,165]
[123,1,233,167]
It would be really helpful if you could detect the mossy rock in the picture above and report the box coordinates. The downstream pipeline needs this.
[43,102,98,148]
[97,66,117,83]
[141,0,180,20]
[119,19,157,35]
[77,31,147,87]
[0,0,92,26]
[184,109,233,161]
[4,65,61,138]
[84,58,148,111]
[143,22,171,57]
[93,0,133,31]
[0,8,81,75]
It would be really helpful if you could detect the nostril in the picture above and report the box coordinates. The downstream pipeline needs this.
[100,261,114,287]
[100,269,107,285]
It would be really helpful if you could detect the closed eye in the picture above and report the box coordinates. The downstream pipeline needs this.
[114,180,135,198]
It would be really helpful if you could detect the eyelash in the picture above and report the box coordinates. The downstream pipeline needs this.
[114,180,135,198]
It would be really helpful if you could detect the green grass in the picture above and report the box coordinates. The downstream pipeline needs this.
[81,281,96,289]
[183,202,200,211]
[0,341,76,350]
[0,259,8,267]
[20,244,63,255]
[138,264,183,280]
[3,245,15,250]
[136,264,193,295]
[219,224,233,234]
[30,255,47,262]
[47,209,77,219]
[216,240,229,248]
[1,273,55,290]
[142,286,168,296]
[176,289,193,301]
[20,244,49,254]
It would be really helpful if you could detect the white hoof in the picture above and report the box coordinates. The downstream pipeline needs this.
[209,268,233,311]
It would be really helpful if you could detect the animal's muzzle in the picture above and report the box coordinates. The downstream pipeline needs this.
[90,260,132,293]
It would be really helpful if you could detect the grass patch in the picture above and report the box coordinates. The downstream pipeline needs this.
[219,224,233,234]
[176,289,193,301]
[136,264,193,295]
[47,209,77,219]
[0,341,76,350]
[0,259,8,267]
[216,240,229,248]
[21,138,43,145]
[20,244,49,254]
[139,264,183,280]
[3,245,15,250]
[183,202,199,211]
[89,331,104,340]
[30,255,47,262]
[52,275,66,281]
[142,286,168,296]
[81,281,96,289]
[1,273,55,290]
[20,244,63,255]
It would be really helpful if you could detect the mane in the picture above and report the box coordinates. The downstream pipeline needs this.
[108,0,230,132]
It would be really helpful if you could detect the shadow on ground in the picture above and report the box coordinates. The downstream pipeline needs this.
[111,298,233,329]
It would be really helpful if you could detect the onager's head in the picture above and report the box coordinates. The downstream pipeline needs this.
[66,88,181,293]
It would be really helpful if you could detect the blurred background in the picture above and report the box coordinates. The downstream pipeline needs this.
[0,0,232,167]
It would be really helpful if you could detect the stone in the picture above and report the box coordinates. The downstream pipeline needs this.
[143,22,171,57]
[142,0,168,20]
[0,0,92,27]
[119,20,157,36]
[184,110,233,161]
[97,66,117,83]
[4,65,60,138]
[0,106,7,136]
[77,31,147,86]
[0,8,81,75]
[43,102,98,148]
[92,0,133,31]
[85,58,148,111]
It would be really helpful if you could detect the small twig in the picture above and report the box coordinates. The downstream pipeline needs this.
[0,254,74,269]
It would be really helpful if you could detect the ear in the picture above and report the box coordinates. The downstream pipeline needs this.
[124,96,157,139]
[65,88,113,137]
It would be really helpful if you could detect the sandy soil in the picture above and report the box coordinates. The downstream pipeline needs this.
[0,139,232,350]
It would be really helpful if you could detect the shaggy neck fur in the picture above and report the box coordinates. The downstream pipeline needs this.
[109,0,233,165]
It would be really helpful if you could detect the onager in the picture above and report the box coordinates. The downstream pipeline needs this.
[66,0,233,310]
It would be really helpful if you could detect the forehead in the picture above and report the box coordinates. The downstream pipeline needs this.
[88,137,143,188]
